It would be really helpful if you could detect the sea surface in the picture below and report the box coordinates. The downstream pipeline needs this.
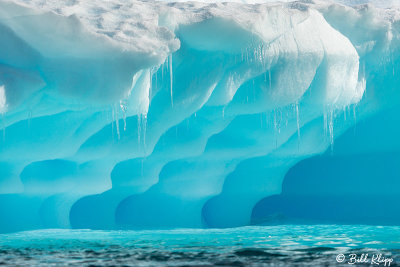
[0,225,399,266]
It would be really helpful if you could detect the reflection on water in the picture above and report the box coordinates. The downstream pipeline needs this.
[0,225,399,266]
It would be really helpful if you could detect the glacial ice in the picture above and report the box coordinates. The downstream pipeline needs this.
[0,0,399,232]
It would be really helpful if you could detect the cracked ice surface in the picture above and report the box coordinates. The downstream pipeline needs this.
[0,0,398,232]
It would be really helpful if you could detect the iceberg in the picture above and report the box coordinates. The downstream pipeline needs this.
[0,0,399,232]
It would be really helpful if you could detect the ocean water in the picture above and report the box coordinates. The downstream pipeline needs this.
[0,225,399,266]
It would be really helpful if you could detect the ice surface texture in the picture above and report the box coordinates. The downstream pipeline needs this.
[0,0,398,232]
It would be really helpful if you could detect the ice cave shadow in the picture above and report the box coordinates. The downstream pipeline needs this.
[251,152,400,225]
[251,108,400,226]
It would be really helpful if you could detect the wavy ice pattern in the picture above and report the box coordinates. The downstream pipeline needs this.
[0,0,399,233]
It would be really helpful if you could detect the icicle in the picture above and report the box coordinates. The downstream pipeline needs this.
[1,114,5,142]
[153,67,157,100]
[169,54,174,107]
[115,105,120,140]
[120,100,127,131]
[259,44,264,65]
[323,111,328,137]
[268,69,272,90]
[328,109,334,152]
[273,109,280,133]
[278,109,282,134]
[285,111,289,127]
[137,114,141,146]
[137,113,147,152]
[296,102,301,146]
[353,104,357,135]
[391,49,395,77]
[111,106,115,141]
[393,63,395,77]
[149,68,153,101]
[143,113,147,151]
[161,59,164,81]
[273,109,281,148]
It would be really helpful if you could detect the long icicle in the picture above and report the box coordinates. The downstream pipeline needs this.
[329,109,334,152]
[115,104,120,140]
[137,114,141,147]
[111,106,115,142]
[169,54,173,108]
[296,102,301,148]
